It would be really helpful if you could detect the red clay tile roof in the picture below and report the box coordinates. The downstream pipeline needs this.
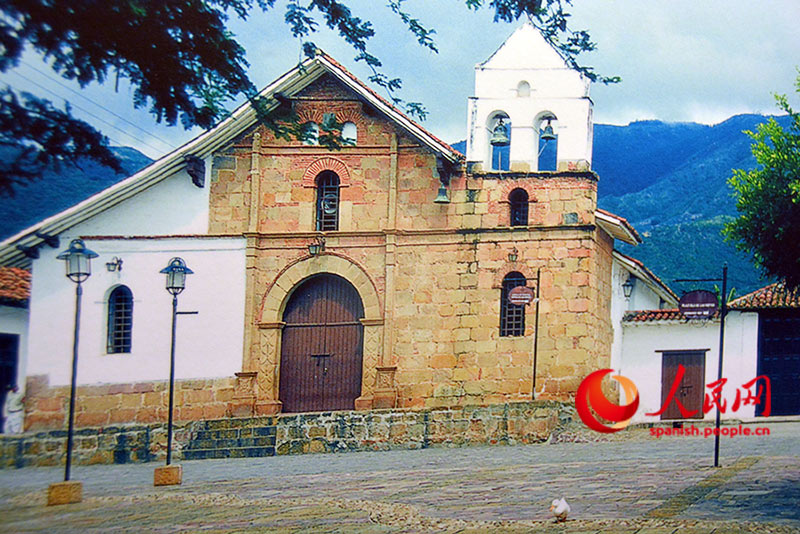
[729,281,800,310]
[0,267,30,306]
[623,308,720,323]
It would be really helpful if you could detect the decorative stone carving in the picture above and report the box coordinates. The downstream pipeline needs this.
[373,366,397,409]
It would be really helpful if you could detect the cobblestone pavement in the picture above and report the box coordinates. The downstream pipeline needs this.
[1,422,799,533]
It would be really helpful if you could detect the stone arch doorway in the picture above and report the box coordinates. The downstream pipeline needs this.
[279,273,365,412]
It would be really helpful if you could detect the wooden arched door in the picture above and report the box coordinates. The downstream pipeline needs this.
[279,274,364,413]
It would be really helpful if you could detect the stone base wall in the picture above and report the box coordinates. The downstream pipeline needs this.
[276,401,564,454]
[23,375,237,432]
[0,401,567,469]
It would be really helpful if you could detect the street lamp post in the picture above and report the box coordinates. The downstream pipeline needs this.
[154,258,193,487]
[48,239,98,506]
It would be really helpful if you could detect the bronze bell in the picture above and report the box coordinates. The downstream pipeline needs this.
[540,119,557,142]
[490,119,510,146]
[434,184,450,203]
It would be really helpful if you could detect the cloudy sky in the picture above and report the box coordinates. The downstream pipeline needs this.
[4,0,799,159]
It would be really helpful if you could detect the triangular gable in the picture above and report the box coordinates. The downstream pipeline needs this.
[0,51,463,268]
[479,23,570,71]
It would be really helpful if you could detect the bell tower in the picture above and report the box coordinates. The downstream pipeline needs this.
[466,23,593,172]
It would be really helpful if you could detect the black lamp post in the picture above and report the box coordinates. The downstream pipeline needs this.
[56,239,98,483]
[159,258,193,467]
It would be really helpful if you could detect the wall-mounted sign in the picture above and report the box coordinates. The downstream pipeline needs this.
[679,289,718,319]
[508,285,537,306]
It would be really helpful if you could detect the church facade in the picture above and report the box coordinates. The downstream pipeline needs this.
[0,26,648,431]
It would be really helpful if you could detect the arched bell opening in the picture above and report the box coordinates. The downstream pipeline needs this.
[535,112,558,171]
[488,112,511,171]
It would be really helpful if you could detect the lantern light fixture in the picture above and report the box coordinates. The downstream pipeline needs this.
[622,275,636,299]
[160,257,193,296]
[508,247,519,263]
[56,239,99,284]
[308,236,326,256]
[105,257,123,272]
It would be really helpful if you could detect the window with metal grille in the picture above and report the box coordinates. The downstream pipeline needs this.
[107,285,133,353]
[500,272,526,337]
[315,171,340,231]
[509,188,528,226]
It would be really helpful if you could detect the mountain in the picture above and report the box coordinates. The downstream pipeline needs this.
[452,114,784,294]
[0,147,152,241]
[596,114,789,295]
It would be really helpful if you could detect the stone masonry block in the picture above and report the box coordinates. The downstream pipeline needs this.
[154,464,183,486]
[47,481,82,506]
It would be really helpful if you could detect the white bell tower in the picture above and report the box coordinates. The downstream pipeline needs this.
[466,23,593,172]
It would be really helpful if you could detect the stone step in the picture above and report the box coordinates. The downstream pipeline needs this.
[190,426,275,441]
[181,446,275,461]
[201,417,275,431]
[184,436,276,451]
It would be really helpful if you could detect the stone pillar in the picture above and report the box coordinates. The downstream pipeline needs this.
[241,235,259,373]
[355,319,385,410]
[247,131,262,233]
[229,371,257,417]
[254,322,284,415]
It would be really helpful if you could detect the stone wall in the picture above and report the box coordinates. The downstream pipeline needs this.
[23,375,236,432]
[0,401,567,469]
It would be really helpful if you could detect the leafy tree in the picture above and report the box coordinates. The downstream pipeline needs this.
[0,0,613,194]
[724,72,800,289]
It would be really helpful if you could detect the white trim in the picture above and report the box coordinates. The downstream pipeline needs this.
[595,210,640,245]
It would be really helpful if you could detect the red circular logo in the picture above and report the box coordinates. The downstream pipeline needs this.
[575,369,640,433]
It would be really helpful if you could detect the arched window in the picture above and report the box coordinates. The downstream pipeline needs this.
[316,171,340,231]
[500,272,526,337]
[303,122,319,145]
[107,285,133,353]
[509,188,529,226]
[342,122,357,144]
[517,81,530,97]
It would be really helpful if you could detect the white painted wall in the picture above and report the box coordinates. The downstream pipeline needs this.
[73,166,211,237]
[620,311,760,423]
[609,259,667,373]
[466,24,593,170]
[0,304,29,390]
[27,237,246,386]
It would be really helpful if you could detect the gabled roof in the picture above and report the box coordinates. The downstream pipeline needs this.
[0,267,30,307]
[729,281,800,310]
[596,209,641,245]
[0,51,463,268]
[613,250,679,306]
